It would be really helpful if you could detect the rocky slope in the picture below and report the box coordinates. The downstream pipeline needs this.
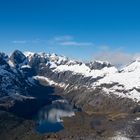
[0,50,37,110]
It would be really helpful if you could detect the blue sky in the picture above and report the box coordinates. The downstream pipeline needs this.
[0,0,140,65]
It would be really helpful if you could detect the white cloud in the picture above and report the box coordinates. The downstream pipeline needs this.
[54,35,73,41]
[12,36,94,47]
[12,39,47,44]
[52,35,93,47]
[12,40,27,44]
[59,41,93,46]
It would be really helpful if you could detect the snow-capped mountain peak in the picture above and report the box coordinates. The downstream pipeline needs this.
[9,50,28,68]
[121,58,140,72]
[24,51,35,57]
[135,57,140,62]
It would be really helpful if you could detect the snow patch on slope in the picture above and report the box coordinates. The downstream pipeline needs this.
[122,59,140,72]
[33,76,66,88]
[21,65,31,69]
[54,63,117,78]
[8,60,15,67]
[102,88,140,102]
[96,66,140,90]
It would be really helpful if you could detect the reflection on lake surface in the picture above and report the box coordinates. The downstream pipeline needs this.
[36,99,75,133]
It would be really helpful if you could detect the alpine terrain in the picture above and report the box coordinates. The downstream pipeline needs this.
[0,50,140,140]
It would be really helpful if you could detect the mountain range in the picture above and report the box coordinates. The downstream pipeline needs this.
[0,50,140,114]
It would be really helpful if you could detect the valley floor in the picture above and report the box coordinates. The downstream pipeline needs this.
[45,112,140,140]
[1,108,140,140]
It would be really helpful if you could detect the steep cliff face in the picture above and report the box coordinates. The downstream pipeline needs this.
[0,51,35,105]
